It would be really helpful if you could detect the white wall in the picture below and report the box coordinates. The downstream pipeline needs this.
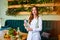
[0,0,60,26]
[0,0,8,26]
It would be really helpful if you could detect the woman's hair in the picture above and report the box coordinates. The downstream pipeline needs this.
[29,6,39,24]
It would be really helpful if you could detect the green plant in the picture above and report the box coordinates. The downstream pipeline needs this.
[8,1,18,5]
[6,7,53,15]
[8,27,14,36]
[8,0,54,5]
[6,8,18,16]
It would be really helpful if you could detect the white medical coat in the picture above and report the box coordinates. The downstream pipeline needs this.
[27,17,42,40]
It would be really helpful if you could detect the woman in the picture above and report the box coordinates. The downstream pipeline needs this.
[24,6,42,40]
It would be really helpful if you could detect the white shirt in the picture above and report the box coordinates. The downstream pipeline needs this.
[27,17,42,40]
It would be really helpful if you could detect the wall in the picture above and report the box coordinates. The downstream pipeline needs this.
[0,0,60,26]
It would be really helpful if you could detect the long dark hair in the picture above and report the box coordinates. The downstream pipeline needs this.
[29,6,39,24]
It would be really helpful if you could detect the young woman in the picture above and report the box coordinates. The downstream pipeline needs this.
[24,6,42,40]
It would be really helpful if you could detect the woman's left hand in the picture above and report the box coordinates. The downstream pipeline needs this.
[27,27,33,31]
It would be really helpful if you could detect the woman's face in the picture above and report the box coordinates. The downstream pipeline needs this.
[32,7,37,15]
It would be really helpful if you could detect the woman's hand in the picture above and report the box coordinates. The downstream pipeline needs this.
[24,23,32,31]
[27,27,33,31]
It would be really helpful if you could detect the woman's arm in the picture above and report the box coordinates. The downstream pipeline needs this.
[33,17,42,32]
[26,17,42,31]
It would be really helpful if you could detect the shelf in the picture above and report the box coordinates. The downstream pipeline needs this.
[8,3,60,8]
[42,11,57,15]
[8,0,13,1]
[8,3,54,8]
[8,0,17,1]
[17,12,30,15]
[17,11,57,15]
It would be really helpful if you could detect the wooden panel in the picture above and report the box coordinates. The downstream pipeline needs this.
[50,21,60,37]
[58,35,60,40]
[55,0,60,3]
[56,21,60,35]
[50,21,57,37]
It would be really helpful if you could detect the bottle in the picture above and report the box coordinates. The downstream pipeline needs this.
[24,19,29,29]
[17,27,20,32]
[16,27,21,40]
